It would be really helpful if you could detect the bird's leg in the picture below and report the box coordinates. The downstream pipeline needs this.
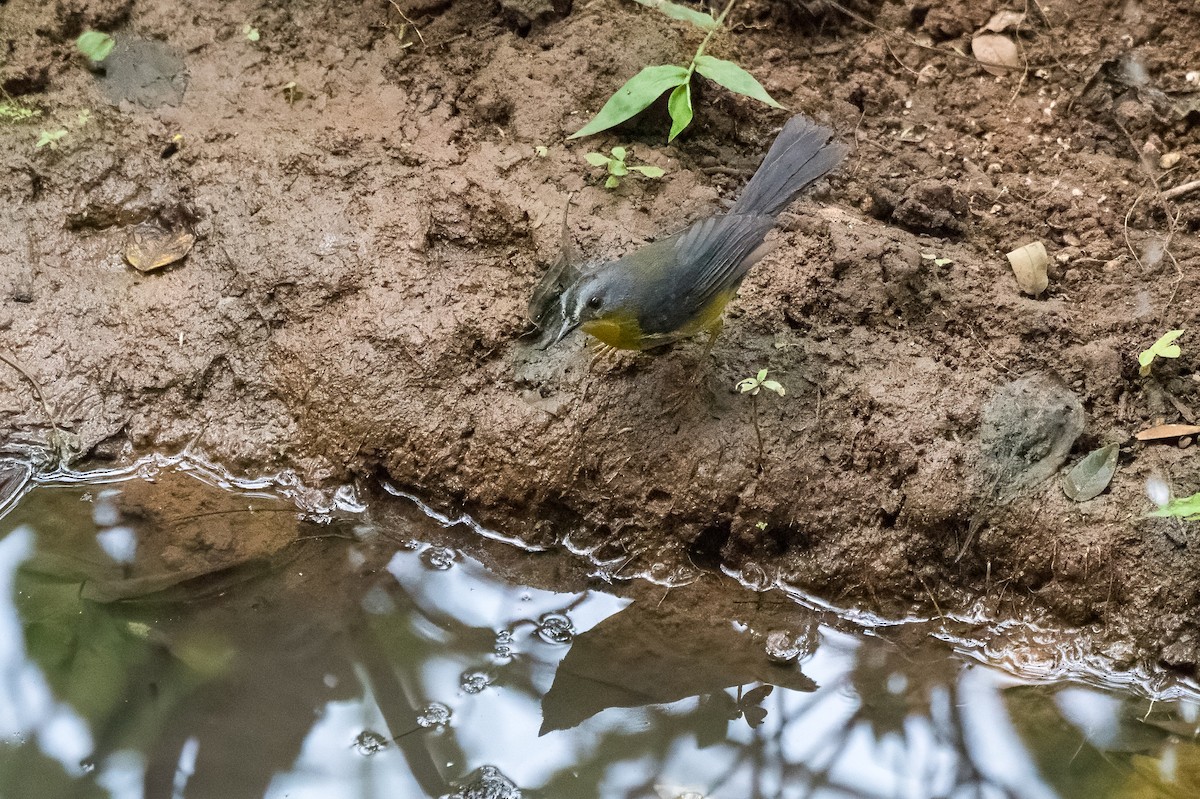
[663,321,724,414]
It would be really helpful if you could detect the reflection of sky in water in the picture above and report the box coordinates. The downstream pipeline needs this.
[1,472,1199,799]
[0,527,95,776]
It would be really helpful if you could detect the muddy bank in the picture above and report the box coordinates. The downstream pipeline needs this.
[2,0,1199,671]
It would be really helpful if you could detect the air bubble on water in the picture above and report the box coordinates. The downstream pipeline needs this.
[421,547,458,571]
[441,765,522,799]
[764,630,803,664]
[493,630,515,659]
[887,672,909,695]
[353,730,390,756]
[324,673,338,689]
[536,613,574,645]
[333,484,366,513]
[417,702,452,729]
[460,670,494,694]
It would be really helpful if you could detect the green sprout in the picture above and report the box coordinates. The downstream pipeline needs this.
[0,100,40,124]
[35,129,68,149]
[568,0,782,142]
[75,31,115,63]
[1138,329,1183,377]
[737,368,785,397]
[243,24,261,42]
[584,146,665,189]
[921,252,953,267]
[737,368,784,471]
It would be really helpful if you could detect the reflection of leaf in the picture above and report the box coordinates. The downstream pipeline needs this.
[541,585,818,733]
[1125,739,1200,798]
[738,684,773,728]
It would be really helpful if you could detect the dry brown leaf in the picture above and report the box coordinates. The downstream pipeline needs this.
[971,34,1021,76]
[1006,240,1049,296]
[981,10,1026,33]
[1135,424,1200,442]
[125,227,196,272]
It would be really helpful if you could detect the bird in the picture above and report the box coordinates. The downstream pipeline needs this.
[537,114,847,352]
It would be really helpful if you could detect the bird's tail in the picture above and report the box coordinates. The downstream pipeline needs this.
[730,115,847,218]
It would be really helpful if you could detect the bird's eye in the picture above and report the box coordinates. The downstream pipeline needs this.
[586,295,603,310]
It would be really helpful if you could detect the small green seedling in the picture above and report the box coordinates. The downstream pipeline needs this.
[737,368,785,396]
[243,24,261,42]
[569,0,782,142]
[1138,329,1183,377]
[35,129,67,149]
[1148,492,1200,521]
[921,252,953,267]
[584,146,665,189]
[535,145,549,158]
[737,368,784,471]
[281,81,302,105]
[75,31,115,63]
[0,101,40,123]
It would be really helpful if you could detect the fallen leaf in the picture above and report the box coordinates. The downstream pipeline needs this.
[972,34,1021,76]
[124,226,195,272]
[1135,423,1200,442]
[1006,240,1049,295]
[981,10,1026,33]
[1062,443,1118,502]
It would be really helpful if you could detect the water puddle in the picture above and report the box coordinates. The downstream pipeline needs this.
[0,458,1198,798]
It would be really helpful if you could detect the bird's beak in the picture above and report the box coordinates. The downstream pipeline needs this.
[539,315,580,350]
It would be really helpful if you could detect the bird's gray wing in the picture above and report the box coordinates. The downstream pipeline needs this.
[670,213,777,312]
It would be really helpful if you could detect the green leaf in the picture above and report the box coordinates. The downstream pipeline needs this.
[569,65,691,139]
[736,378,757,392]
[610,146,627,161]
[35,129,67,149]
[604,175,620,189]
[1149,492,1200,521]
[608,159,628,176]
[1139,329,1184,376]
[667,82,693,141]
[630,165,665,178]
[761,380,785,396]
[632,0,718,30]
[584,152,611,167]
[693,55,784,109]
[76,31,115,63]
[756,368,769,381]
[1062,443,1118,502]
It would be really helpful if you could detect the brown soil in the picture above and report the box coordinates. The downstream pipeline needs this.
[2,0,1199,675]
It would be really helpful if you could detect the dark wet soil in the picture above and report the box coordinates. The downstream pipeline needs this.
[2,0,1199,675]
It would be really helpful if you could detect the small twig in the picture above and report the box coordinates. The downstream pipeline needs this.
[0,351,60,432]
[750,394,764,472]
[1162,178,1200,201]
[385,0,427,46]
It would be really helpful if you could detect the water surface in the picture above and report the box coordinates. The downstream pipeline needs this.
[0,458,1197,798]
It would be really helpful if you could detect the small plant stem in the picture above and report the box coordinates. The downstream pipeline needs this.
[750,393,764,473]
[687,0,737,74]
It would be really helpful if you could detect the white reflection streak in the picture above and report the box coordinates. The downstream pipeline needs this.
[959,667,1058,799]
[171,736,200,799]
[0,526,96,773]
